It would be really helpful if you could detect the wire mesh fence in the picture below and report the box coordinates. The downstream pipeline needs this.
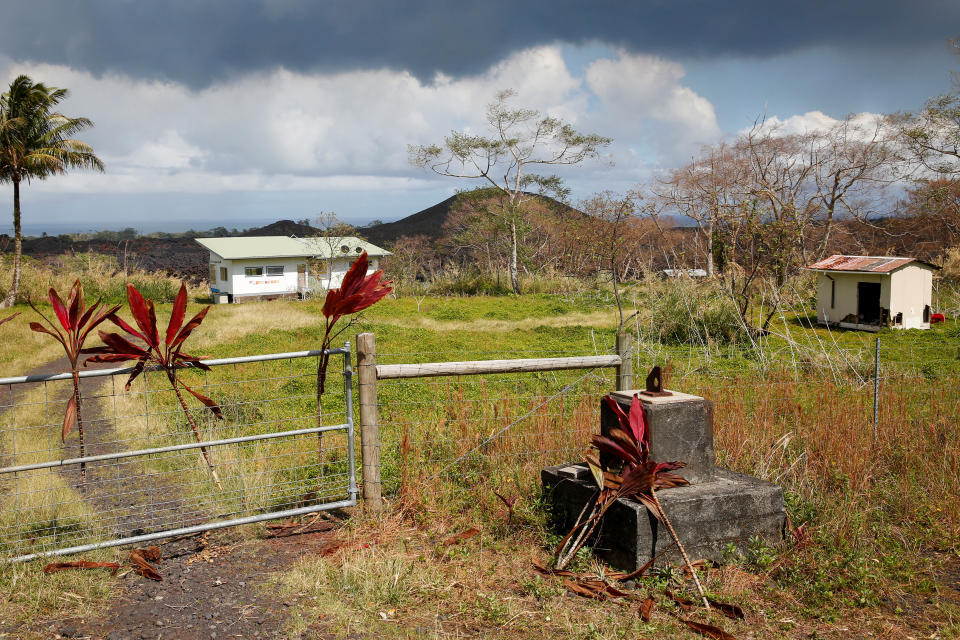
[0,347,355,562]
[370,337,960,501]
[373,348,616,495]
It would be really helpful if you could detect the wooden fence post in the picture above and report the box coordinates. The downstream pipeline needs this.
[615,332,633,391]
[356,332,382,514]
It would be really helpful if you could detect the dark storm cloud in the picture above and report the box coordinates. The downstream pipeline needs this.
[1,0,956,87]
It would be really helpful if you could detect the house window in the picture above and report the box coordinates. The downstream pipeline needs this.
[209,264,216,283]
[830,279,835,308]
[220,267,228,281]
[266,265,284,276]
[245,266,264,277]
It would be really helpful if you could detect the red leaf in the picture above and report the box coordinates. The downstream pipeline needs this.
[321,253,393,322]
[28,321,64,344]
[146,299,160,347]
[62,395,77,443]
[682,619,739,640]
[629,394,648,447]
[180,381,224,419]
[43,561,120,574]
[166,283,188,346]
[78,303,122,343]
[171,306,210,350]
[338,252,369,299]
[66,280,83,330]
[90,331,149,359]
[592,433,640,465]
[48,287,70,331]
[126,284,159,348]
[106,312,149,344]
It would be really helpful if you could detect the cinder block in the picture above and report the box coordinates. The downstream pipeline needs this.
[542,463,785,570]
[601,390,715,483]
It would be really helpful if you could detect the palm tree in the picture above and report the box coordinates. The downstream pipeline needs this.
[0,75,104,308]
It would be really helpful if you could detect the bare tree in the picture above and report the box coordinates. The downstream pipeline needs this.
[410,89,611,294]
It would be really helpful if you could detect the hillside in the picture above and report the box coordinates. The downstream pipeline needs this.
[361,194,461,245]
[362,191,584,246]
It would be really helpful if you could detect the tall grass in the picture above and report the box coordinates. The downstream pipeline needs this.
[0,252,202,304]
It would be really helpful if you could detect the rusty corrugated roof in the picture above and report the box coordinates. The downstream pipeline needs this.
[805,255,920,273]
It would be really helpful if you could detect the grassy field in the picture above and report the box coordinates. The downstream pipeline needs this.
[0,285,958,638]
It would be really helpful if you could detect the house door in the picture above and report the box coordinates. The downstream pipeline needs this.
[297,264,307,290]
[857,282,881,324]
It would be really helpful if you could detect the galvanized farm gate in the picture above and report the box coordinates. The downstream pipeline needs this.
[0,345,356,562]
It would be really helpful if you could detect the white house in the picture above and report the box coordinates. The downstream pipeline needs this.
[805,255,939,331]
[195,236,391,304]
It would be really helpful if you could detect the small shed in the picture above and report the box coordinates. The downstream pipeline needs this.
[805,255,939,331]
[195,236,391,304]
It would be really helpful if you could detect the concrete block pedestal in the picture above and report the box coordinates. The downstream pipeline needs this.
[544,388,786,570]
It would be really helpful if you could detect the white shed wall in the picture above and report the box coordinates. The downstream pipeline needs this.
[888,264,933,329]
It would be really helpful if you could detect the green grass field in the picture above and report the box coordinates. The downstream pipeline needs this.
[1,287,958,638]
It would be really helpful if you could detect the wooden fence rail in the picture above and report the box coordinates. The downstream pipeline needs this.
[354,332,632,514]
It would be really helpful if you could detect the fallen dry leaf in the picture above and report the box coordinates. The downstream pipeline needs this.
[707,598,745,620]
[531,559,576,578]
[129,549,162,582]
[608,556,656,582]
[682,619,739,639]
[442,527,480,546]
[562,578,606,601]
[139,546,162,562]
[640,595,656,622]
[319,541,372,557]
[665,589,694,612]
[43,561,120,575]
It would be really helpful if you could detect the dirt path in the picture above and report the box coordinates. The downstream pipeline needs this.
[38,520,342,640]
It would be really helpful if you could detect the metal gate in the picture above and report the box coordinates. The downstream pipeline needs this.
[0,345,356,562]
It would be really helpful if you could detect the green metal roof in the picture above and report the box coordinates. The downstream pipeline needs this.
[196,236,391,260]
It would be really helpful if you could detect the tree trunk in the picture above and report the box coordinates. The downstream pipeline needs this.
[509,218,521,294]
[1,179,22,308]
[72,371,86,487]
[706,218,714,278]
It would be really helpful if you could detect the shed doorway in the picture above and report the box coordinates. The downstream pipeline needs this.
[857,282,881,324]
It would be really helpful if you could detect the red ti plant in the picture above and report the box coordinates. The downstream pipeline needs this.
[554,393,707,607]
[84,283,224,489]
[27,280,120,485]
[316,251,391,437]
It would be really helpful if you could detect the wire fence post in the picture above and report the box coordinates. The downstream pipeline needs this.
[356,332,382,514]
[873,336,880,443]
[616,331,633,391]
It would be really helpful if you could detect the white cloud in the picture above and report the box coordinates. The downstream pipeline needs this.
[1,46,721,205]
[741,110,887,139]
